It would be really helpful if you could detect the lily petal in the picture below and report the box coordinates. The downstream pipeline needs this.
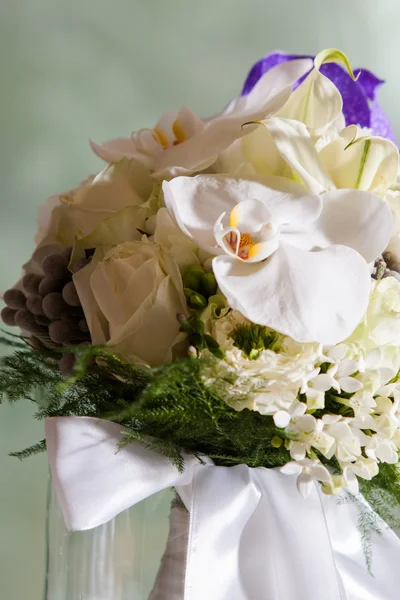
[212,242,371,345]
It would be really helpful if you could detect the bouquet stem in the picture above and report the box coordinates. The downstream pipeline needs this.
[148,497,189,600]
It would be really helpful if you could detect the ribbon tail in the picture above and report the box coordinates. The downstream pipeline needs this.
[45,416,203,531]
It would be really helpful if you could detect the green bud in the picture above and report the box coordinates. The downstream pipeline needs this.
[271,436,283,448]
[201,272,218,297]
[183,265,204,292]
[184,288,207,309]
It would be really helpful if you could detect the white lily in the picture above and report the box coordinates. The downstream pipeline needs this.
[90,59,313,179]
[280,458,331,499]
[163,174,392,344]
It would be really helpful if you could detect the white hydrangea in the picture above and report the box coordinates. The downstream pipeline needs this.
[209,278,400,497]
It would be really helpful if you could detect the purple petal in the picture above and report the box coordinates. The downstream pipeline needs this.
[370,101,398,143]
[354,69,384,101]
[319,63,370,129]
[241,51,311,95]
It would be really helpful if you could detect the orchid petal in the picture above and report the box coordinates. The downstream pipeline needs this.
[246,236,280,263]
[163,175,320,252]
[264,118,334,193]
[89,137,144,164]
[229,199,274,232]
[154,59,313,177]
[319,125,399,194]
[212,242,371,345]
[283,189,392,264]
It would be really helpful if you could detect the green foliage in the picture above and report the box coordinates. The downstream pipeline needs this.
[231,322,282,359]
[339,492,384,573]
[119,357,291,470]
[0,332,289,469]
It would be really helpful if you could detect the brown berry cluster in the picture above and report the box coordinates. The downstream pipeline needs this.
[1,247,92,375]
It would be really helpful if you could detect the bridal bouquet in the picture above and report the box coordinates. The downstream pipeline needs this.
[2,49,400,599]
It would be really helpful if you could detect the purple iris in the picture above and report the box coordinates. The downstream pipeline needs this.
[242,51,397,144]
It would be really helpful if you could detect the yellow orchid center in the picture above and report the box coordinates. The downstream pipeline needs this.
[228,231,256,260]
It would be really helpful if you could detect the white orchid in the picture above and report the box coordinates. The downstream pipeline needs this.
[280,458,332,499]
[163,174,392,344]
[90,59,313,179]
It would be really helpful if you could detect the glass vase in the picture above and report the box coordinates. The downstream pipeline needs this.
[44,478,181,600]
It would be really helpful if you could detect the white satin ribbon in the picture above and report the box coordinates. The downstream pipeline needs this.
[45,416,400,600]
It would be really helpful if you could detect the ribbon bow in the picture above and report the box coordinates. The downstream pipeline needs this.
[46,416,400,600]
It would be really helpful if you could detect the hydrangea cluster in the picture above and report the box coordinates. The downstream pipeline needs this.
[3,48,400,498]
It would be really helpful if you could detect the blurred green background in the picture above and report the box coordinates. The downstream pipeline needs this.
[1,0,399,598]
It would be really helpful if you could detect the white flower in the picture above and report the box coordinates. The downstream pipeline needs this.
[164,174,392,344]
[36,160,153,249]
[73,241,187,367]
[280,458,331,498]
[90,59,313,178]
[308,358,363,396]
[263,118,399,197]
[341,457,380,494]
[385,189,400,262]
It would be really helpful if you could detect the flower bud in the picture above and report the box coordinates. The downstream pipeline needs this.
[201,272,218,297]
[183,265,204,292]
[184,288,207,310]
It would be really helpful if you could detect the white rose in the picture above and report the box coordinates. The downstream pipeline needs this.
[36,159,153,249]
[73,240,188,367]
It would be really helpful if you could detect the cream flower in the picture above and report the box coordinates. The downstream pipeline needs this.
[164,174,392,344]
[36,160,153,249]
[73,241,187,367]
[262,118,399,196]
[90,59,313,179]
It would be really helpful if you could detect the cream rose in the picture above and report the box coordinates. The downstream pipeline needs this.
[36,159,153,249]
[73,240,188,367]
